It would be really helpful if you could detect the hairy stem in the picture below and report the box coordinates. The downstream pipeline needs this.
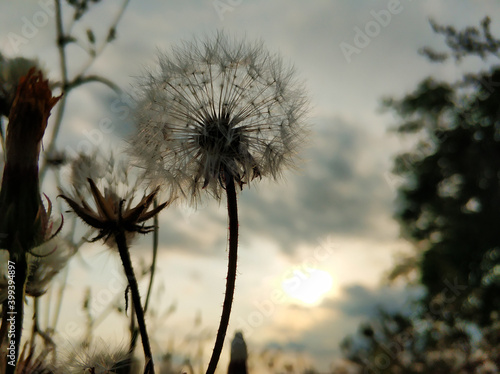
[114,230,155,374]
[205,175,239,374]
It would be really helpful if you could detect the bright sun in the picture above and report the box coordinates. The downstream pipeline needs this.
[281,268,335,305]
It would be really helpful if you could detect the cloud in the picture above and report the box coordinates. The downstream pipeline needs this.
[324,283,424,317]
[264,283,424,369]
[238,116,397,254]
[130,115,398,259]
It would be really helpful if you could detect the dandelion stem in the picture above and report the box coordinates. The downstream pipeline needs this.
[127,199,160,366]
[206,173,239,374]
[114,229,155,374]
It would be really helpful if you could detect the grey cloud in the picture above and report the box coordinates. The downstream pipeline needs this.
[267,284,423,367]
[238,116,395,254]
[132,115,396,258]
[133,116,397,258]
[323,284,423,317]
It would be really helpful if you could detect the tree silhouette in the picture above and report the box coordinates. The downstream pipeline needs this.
[386,16,500,326]
[340,17,500,373]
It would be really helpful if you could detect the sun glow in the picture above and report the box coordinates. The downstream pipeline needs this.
[281,268,335,305]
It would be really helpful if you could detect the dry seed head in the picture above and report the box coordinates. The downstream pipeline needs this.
[130,32,309,204]
[61,340,130,374]
[60,151,168,246]
[68,151,136,203]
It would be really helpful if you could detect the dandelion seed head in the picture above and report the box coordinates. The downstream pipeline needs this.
[61,340,130,374]
[61,150,168,246]
[130,32,309,203]
[66,150,141,213]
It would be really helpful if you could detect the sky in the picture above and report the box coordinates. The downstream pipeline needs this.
[1,1,500,372]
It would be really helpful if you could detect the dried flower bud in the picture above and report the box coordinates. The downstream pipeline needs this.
[0,56,43,117]
[0,69,61,251]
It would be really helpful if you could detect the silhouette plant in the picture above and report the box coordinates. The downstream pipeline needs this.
[60,155,169,374]
[130,32,309,373]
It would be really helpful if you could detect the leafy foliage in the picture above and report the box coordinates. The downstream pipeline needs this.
[341,310,500,373]
[340,16,500,374]
[387,17,500,325]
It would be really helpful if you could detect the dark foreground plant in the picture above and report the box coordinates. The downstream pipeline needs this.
[131,32,309,374]
[60,172,169,374]
[0,69,61,373]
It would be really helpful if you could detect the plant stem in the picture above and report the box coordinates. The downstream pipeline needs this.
[127,201,159,372]
[29,297,39,352]
[205,175,239,374]
[114,230,155,374]
[144,200,159,313]
[39,0,68,181]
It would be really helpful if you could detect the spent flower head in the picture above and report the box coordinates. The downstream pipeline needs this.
[68,151,135,203]
[60,151,168,246]
[0,68,61,251]
[131,32,309,203]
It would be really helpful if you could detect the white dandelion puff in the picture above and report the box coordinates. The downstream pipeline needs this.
[60,340,130,374]
[130,31,309,203]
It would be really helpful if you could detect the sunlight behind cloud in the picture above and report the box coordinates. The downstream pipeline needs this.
[282,268,336,305]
